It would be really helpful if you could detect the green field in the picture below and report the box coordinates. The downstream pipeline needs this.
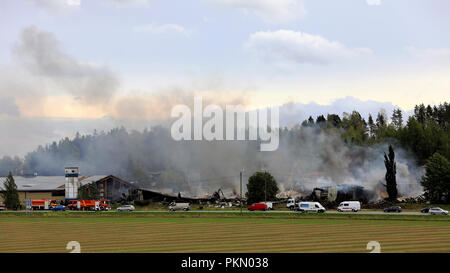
[1,212,450,253]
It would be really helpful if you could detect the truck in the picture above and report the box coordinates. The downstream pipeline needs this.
[31,199,59,210]
[287,198,296,210]
[67,200,111,211]
[169,202,190,211]
[295,202,326,213]
[337,201,361,212]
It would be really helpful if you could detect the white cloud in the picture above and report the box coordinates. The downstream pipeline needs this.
[244,30,373,65]
[106,0,149,5]
[67,0,81,6]
[366,0,381,6]
[406,46,450,62]
[279,96,399,127]
[29,0,148,12]
[132,24,191,36]
[206,0,306,23]
[28,0,81,12]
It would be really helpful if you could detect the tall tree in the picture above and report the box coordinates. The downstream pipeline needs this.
[307,116,315,126]
[246,171,279,204]
[376,111,387,128]
[375,111,388,139]
[368,114,376,137]
[326,114,341,128]
[384,145,398,201]
[391,108,403,130]
[421,153,450,204]
[1,172,20,210]
[414,104,426,124]
[316,115,326,128]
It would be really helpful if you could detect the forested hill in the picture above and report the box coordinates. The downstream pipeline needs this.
[0,102,449,191]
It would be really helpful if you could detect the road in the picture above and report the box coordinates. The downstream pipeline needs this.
[0,210,429,216]
[145,210,425,215]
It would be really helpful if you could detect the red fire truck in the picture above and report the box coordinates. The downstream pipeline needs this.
[30,199,59,210]
[67,200,111,211]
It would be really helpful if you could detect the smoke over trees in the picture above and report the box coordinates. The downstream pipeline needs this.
[0,102,450,201]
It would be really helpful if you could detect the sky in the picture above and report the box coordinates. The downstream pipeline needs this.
[0,0,450,156]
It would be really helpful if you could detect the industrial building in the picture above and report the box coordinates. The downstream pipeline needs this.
[0,167,232,205]
[0,168,139,204]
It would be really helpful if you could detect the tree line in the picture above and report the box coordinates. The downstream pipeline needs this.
[298,103,450,165]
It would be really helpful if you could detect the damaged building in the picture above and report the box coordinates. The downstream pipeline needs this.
[305,184,378,204]
[0,167,235,205]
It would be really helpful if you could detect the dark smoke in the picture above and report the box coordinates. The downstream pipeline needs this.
[20,124,424,199]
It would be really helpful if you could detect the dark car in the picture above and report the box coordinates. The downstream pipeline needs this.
[384,206,402,213]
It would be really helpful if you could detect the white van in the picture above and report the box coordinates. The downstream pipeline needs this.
[296,202,326,213]
[337,201,361,212]
[169,202,190,211]
[262,202,274,210]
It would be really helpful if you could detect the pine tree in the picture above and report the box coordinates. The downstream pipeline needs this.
[376,112,386,127]
[384,145,398,201]
[326,114,341,128]
[391,108,403,130]
[1,172,20,210]
[316,115,326,127]
[368,114,376,137]
[414,104,426,124]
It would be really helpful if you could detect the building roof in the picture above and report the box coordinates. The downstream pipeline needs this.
[78,175,109,186]
[0,176,66,191]
[0,175,108,192]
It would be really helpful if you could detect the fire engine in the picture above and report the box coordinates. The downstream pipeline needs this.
[67,200,111,211]
[30,199,59,210]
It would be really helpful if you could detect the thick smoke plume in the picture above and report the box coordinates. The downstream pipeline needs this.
[22,124,424,200]
[13,26,119,106]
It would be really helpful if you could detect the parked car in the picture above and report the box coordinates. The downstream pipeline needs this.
[51,205,66,211]
[169,202,190,211]
[383,206,402,213]
[337,201,361,212]
[0,202,5,211]
[117,205,135,212]
[421,207,437,213]
[296,202,326,213]
[429,207,449,215]
[248,203,268,211]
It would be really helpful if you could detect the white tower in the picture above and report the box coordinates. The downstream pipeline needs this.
[65,167,80,200]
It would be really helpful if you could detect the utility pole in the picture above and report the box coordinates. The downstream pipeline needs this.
[264,169,267,204]
[240,170,243,216]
